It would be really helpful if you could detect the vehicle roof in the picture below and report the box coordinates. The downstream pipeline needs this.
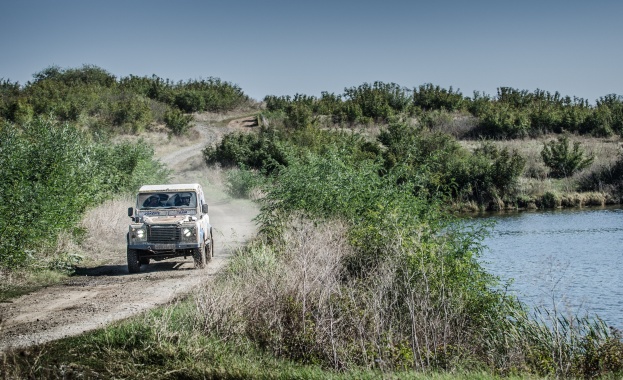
[138,183,202,193]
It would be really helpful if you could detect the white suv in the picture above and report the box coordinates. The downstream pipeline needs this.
[126,183,213,273]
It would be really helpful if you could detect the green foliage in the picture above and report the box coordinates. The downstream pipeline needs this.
[413,83,466,112]
[378,123,525,206]
[105,92,154,133]
[475,104,531,138]
[342,81,411,122]
[470,88,612,138]
[541,135,594,178]
[447,143,526,206]
[263,83,622,138]
[164,107,193,135]
[488,307,623,378]
[0,118,169,269]
[3,66,250,137]
[31,64,117,87]
[251,147,513,370]
[203,127,289,175]
[0,79,21,121]
[584,94,623,136]
[174,90,205,112]
[284,102,313,129]
[225,168,263,198]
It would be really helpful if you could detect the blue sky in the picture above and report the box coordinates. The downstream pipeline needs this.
[1,0,621,102]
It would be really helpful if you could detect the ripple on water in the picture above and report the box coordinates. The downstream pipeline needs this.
[476,207,623,330]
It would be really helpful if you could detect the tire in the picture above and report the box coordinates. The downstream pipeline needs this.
[127,248,140,273]
[193,245,206,269]
[206,232,214,262]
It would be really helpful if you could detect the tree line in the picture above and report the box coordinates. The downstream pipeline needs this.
[264,82,623,138]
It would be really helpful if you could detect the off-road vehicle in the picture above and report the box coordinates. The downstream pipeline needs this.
[126,183,213,273]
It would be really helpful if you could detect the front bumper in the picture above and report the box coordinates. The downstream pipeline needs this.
[128,241,201,252]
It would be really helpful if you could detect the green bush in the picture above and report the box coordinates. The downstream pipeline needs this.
[203,127,289,175]
[250,147,513,369]
[475,105,531,138]
[225,168,262,198]
[174,90,205,113]
[31,64,116,87]
[447,143,526,206]
[378,123,525,207]
[164,107,193,135]
[284,102,312,129]
[412,83,466,112]
[541,135,594,178]
[342,81,409,121]
[0,118,169,269]
[107,92,153,133]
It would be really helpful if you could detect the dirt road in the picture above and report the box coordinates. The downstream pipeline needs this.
[0,113,259,352]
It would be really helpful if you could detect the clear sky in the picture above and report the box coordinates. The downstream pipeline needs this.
[1,0,621,102]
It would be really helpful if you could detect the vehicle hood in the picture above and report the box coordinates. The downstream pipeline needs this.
[142,215,192,225]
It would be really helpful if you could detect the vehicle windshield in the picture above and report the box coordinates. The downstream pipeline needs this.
[138,192,197,209]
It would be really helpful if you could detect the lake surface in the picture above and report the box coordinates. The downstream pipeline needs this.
[473,207,623,330]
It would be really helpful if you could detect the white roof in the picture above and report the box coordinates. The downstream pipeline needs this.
[138,183,201,193]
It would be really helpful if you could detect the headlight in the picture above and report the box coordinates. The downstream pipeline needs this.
[131,227,147,242]
[182,226,196,241]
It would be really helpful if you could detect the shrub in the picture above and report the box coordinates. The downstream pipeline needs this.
[203,127,289,175]
[578,152,623,197]
[541,135,594,178]
[31,64,116,87]
[378,123,525,207]
[164,107,193,135]
[342,82,410,121]
[108,92,153,133]
[225,168,262,198]
[174,90,205,113]
[0,118,168,269]
[412,83,466,112]
[234,145,513,370]
[475,105,531,138]
[284,102,312,129]
[447,143,526,207]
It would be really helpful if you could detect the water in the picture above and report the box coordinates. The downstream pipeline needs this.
[472,207,623,330]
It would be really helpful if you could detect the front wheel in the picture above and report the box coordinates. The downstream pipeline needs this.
[193,245,206,269]
[127,248,140,273]
[206,232,214,262]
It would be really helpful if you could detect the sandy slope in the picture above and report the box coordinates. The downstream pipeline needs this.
[0,113,259,352]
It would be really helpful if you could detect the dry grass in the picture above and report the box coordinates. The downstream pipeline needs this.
[194,216,484,371]
[461,135,622,175]
[76,196,134,265]
[460,135,623,203]
[194,217,355,364]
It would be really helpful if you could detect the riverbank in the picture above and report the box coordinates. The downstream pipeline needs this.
[456,134,623,212]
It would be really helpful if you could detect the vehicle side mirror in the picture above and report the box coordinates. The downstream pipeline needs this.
[201,204,209,214]
[128,207,134,217]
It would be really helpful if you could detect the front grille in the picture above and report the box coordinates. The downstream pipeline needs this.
[148,225,180,243]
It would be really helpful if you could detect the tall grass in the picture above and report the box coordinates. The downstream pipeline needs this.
[78,195,134,264]
[193,215,623,376]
